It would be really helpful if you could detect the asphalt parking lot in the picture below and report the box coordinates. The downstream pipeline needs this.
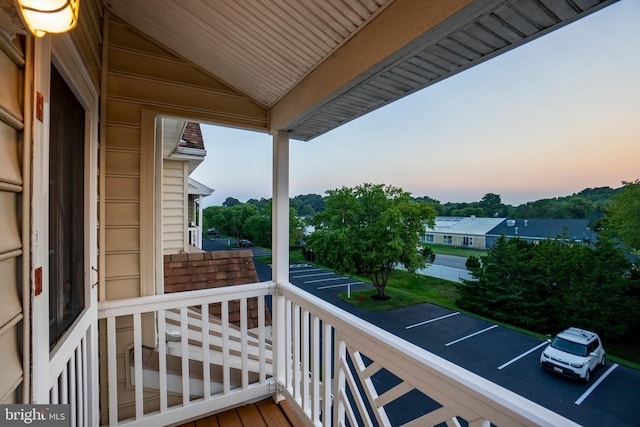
[200,238,640,426]
[271,261,640,427]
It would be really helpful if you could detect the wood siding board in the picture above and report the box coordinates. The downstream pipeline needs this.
[104,277,142,301]
[105,202,140,226]
[0,192,21,254]
[106,125,142,150]
[106,151,141,175]
[0,258,22,330]
[0,121,22,187]
[106,228,141,252]
[106,73,266,121]
[108,48,236,94]
[0,50,23,126]
[108,20,181,60]
[105,253,141,279]
[0,326,22,403]
[106,99,146,125]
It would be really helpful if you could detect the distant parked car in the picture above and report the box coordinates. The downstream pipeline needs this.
[540,327,606,382]
[207,228,219,237]
[238,239,254,247]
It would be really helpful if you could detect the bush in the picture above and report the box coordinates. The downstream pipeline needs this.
[465,255,481,270]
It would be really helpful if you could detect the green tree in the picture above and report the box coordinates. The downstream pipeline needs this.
[479,193,505,217]
[460,234,640,339]
[465,255,481,270]
[202,205,224,234]
[243,201,305,248]
[566,197,592,218]
[459,236,539,326]
[602,180,640,256]
[222,204,259,240]
[309,183,436,300]
[222,197,242,207]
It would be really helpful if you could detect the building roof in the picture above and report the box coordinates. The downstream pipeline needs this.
[427,216,506,236]
[487,218,596,242]
[188,177,213,197]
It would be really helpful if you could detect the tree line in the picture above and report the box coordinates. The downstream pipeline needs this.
[202,201,304,248]
[459,180,640,343]
[214,185,623,222]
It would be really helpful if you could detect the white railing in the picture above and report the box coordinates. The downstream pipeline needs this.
[188,226,201,249]
[97,282,273,427]
[48,307,99,427]
[98,281,580,427]
[275,281,580,427]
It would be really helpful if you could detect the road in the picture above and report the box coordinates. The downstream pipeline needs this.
[433,253,467,269]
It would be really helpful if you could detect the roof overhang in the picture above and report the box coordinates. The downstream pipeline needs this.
[104,0,618,141]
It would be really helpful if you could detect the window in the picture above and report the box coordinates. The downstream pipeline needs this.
[424,234,434,242]
[463,236,473,246]
[443,235,452,244]
[49,65,85,349]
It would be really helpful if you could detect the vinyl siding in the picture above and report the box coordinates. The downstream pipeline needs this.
[0,33,25,404]
[162,160,187,255]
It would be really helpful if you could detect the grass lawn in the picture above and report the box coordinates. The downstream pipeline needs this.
[338,270,459,311]
[423,243,487,258]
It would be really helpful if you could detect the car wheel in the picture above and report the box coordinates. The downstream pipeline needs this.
[600,355,606,367]
[584,369,591,383]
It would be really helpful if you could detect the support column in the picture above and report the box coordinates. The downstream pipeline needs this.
[272,130,289,401]
[197,195,203,248]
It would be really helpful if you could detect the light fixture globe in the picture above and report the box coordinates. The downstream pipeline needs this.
[16,0,79,37]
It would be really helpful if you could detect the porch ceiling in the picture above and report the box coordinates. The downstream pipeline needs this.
[104,0,617,141]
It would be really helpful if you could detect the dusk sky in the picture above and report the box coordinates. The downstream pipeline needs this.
[192,0,640,207]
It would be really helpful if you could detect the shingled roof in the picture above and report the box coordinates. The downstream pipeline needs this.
[164,250,270,328]
[179,121,205,150]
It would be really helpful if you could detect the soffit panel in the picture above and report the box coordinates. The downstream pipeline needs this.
[103,0,392,108]
[282,0,617,140]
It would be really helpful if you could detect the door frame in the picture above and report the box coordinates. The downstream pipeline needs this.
[30,33,99,422]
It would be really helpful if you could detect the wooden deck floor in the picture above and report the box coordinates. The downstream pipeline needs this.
[176,398,297,427]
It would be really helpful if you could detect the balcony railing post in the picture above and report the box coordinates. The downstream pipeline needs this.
[272,130,290,401]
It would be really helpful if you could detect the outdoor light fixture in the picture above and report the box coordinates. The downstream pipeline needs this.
[16,0,79,37]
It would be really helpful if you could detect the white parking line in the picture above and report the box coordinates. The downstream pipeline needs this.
[575,363,618,405]
[292,272,335,278]
[497,342,548,370]
[405,312,460,329]
[317,282,364,290]
[305,277,344,284]
[289,264,310,268]
[445,325,498,346]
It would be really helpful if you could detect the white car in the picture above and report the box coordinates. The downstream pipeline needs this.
[540,327,606,382]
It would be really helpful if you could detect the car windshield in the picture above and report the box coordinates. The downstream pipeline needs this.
[551,337,588,356]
